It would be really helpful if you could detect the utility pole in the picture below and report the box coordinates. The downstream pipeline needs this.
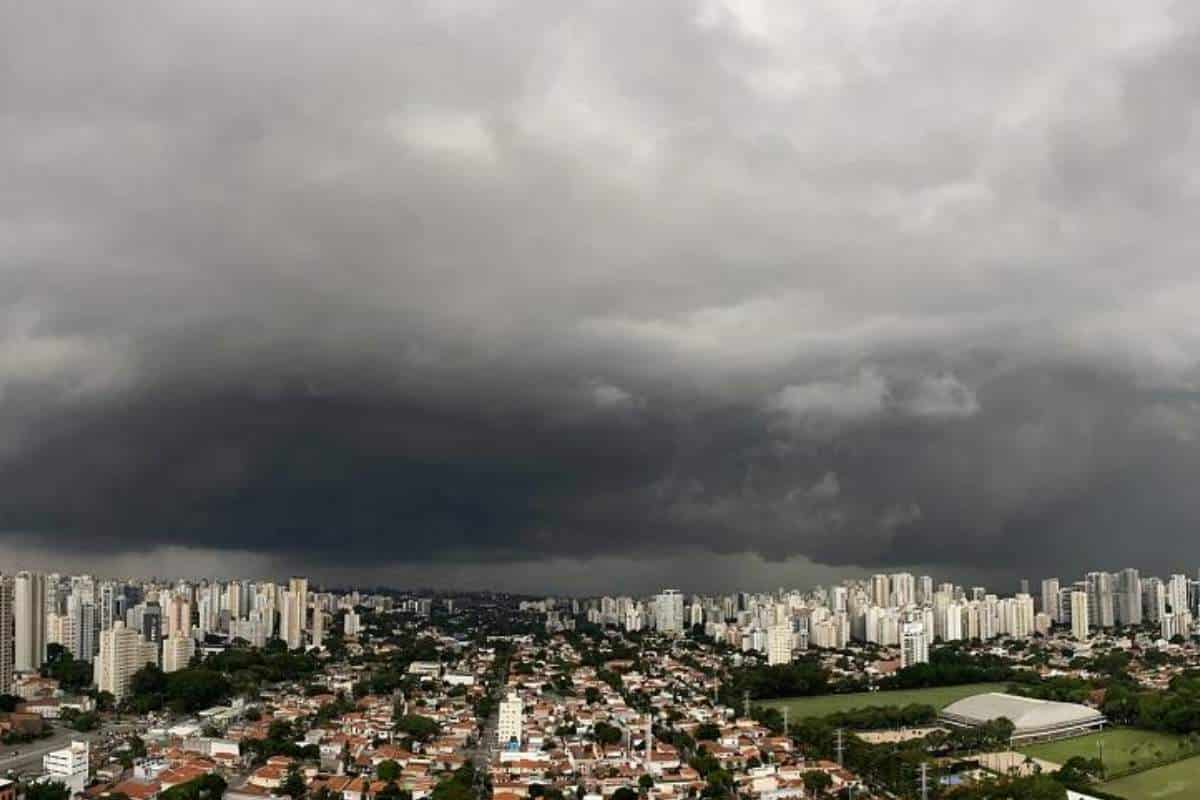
[835,728,844,767]
[782,706,788,738]
[919,763,929,800]
[743,690,751,719]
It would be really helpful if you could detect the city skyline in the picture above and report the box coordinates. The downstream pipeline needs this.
[8,3,1200,593]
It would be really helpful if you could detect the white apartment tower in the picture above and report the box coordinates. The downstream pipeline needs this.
[497,691,523,747]
[285,576,308,649]
[14,572,46,673]
[654,589,684,636]
[95,621,158,701]
[161,632,194,674]
[766,623,792,666]
[1071,591,1090,641]
[900,622,929,667]
[1040,578,1060,623]
[311,608,325,649]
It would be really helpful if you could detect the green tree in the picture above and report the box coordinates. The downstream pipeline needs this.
[593,721,622,746]
[801,772,832,798]
[377,760,401,783]
[276,766,307,799]
[24,783,70,800]
[394,714,440,743]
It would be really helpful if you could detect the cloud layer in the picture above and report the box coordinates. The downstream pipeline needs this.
[4,0,1200,586]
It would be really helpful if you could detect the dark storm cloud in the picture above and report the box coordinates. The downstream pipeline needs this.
[4,0,1200,585]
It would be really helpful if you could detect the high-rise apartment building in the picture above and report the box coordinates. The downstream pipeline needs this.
[285,577,308,649]
[654,589,684,636]
[1169,574,1189,616]
[95,621,158,701]
[1040,578,1060,623]
[870,574,890,607]
[900,622,929,667]
[1085,572,1115,628]
[166,595,191,639]
[13,571,46,673]
[890,573,915,607]
[766,623,792,665]
[161,632,194,674]
[1116,568,1142,627]
[498,692,523,747]
[311,608,325,649]
[1071,591,1089,641]
[1143,577,1167,622]
[0,576,13,693]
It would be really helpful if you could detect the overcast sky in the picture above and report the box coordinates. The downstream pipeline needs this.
[4,1,1200,594]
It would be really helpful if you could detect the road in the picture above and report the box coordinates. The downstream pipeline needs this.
[0,727,103,778]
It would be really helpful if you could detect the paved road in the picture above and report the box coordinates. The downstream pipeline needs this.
[0,728,103,778]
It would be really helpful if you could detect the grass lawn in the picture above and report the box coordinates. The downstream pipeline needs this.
[763,682,1010,719]
[1101,753,1200,799]
[1019,728,1188,774]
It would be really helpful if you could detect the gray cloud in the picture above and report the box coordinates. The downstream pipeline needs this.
[3,0,1200,588]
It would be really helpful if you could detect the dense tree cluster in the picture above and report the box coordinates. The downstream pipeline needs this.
[41,644,93,692]
[128,664,232,713]
[880,647,1015,690]
[394,714,441,743]
[720,660,830,702]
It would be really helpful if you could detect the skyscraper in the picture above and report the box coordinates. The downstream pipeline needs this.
[1169,574,1189,616]
[285,576,308,649]
[654,589,684,636]
[766,623,792,665]
[1085,572,1115,628]
[1116,568,1142,627]
[901,621,929,667]
[0,576,14,692]
[13,571,46,673]
[1071,591,1089,641]
[95,621,158,701]
[498,691,523,747]
[1041,578,1060,623]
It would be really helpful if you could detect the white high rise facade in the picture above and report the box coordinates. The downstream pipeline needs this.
[654,589,684,636]
[162,631,194,673]
[766,623,792,665]
[285,576,308,649]
[498,691,523,747]
[900,621,929,667]
[1071,591,1089,641]
[14,571,46,673]
[1040,578,1060,623]
[95,621,158,701]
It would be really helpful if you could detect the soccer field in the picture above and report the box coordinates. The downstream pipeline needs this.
[763,682,1010,719]
[1019,728,1188,775]
[1101,753,1200,799]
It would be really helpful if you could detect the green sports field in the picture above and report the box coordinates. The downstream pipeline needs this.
[763,682,1009,719]
[1019,728,1189,775]
[1101,753,1200,799]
